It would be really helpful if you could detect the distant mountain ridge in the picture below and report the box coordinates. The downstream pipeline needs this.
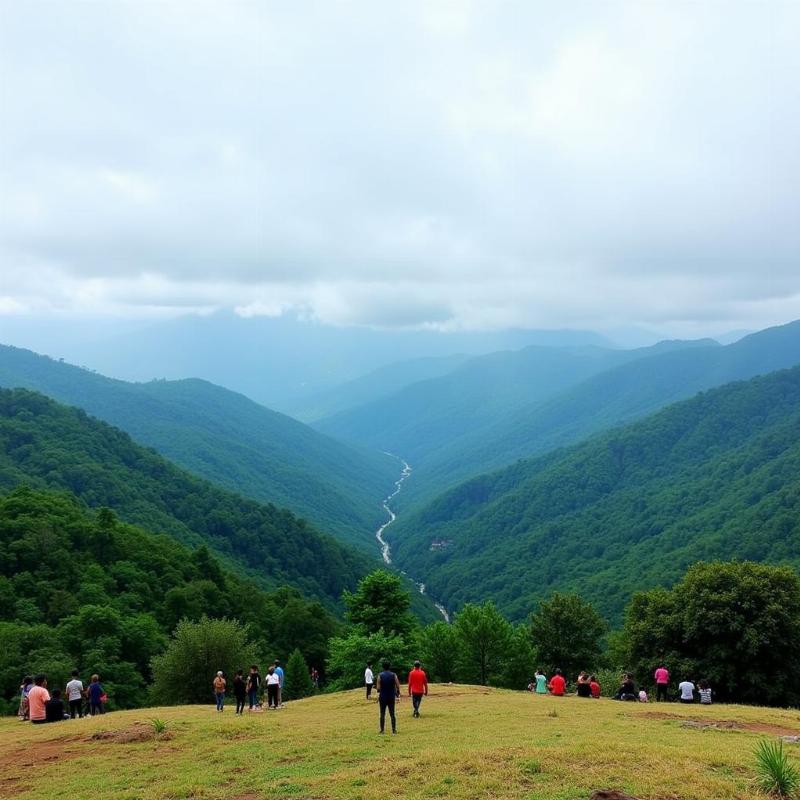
[387,364,800,623]
[0,343,397,550]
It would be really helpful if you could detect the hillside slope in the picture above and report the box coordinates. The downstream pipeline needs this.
[0,388,375,607]
[0,344,396,549]
[2,685,796,800]
[397,319,800,508]
[389,366,800,622]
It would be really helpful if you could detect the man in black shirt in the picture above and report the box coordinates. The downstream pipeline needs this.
[247,665,261,710]
[45,689,67,722]
[377,660,401,734]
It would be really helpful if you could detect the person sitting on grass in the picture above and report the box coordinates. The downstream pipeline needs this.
[534,669,548,695]
[28,674,50,725]
[613,672,637,701]
[576,671,592,698]
[17,676,33,721]
[589,675,601,698]
[548,669,566,696]
[45,689,68,722]
[698,680,713,705]
[678,677,696,704]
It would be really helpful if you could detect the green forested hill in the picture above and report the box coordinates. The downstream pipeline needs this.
[0,487,337,709]
[394,319,800,509]
[0,344,396,549]
[388,366,800,623]
[314,339,714,466]
[0,388,375,607]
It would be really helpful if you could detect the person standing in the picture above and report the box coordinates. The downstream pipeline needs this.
[377,660,401,734]
[274,660,284,708]
[365,663,375,700]
[678,677,696,704]
[247,665,261,710]
[266,667,280,709]
[408,661,428,718]
[87,674,105,715]
[534,670,548,695]
[213,671,226,712]
[233,670,246,715]
[28,674,50,725]
[17,676,33,721]
[548,669,566,696]
[654,663,670,702]
[65,670,84,719]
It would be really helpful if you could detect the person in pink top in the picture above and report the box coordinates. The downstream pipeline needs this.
[27,674,51,725]
[654,663,670,702]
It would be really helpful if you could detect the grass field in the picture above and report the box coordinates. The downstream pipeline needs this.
[3,684,800,799]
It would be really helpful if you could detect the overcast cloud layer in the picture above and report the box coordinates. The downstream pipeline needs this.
[1,0,798,335]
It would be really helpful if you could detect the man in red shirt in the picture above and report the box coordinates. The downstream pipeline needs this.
[548,668,566,696]
[28,674,51,724]
[408,660,428,718]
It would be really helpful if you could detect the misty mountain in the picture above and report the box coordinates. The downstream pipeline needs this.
[0,343,397,549]
[397,319,800,509]
[387,365,800,623]
[0,312,613,411]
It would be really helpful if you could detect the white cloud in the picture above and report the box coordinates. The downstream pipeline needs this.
[0,0,797,335]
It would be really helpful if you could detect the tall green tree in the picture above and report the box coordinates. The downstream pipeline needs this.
[416,621,459,682]
[453,602,512,686]
[326,628,413,691]
[283,648,314,701]
[622,561,800,705]
[529,592,606,679]
[343,569,415,639]
[151,617,258,704]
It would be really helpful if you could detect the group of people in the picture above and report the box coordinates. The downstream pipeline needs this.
[524,665,713,704]
[18,671,107,723]
[364,660,428,734]
[210,661,285,714]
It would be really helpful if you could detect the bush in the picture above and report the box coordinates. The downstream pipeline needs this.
[754,739,799,798]
[150,617,258,704]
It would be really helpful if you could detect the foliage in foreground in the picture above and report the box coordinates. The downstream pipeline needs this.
[754,739,800,798]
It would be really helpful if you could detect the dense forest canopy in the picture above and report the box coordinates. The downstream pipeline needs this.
[0,387,375,607]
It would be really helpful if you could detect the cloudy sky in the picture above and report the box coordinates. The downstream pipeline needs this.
[1,0,798,336]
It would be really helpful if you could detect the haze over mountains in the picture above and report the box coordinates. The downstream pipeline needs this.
[1,316,799,628]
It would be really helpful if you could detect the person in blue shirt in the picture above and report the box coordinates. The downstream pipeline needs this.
[274,660,284,708]
[377,660,401,734]
[88,674,105,716]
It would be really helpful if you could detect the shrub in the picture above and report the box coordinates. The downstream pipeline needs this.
[754,739,799,797]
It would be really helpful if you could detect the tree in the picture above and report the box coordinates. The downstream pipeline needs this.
[326,628,413,691]
[622,561,800,705]
[529,592,606,679]
[283,648,314,701]
[343,570,415,639]
[500,624,537,690]
[452,602,512,685]
[416,621,459,682]
[151,617,258,704]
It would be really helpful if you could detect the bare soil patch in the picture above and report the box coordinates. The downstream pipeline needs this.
[91,723,174,743]
[642,711,800,737]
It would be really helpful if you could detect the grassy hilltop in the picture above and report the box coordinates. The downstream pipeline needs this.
[3,684,800,800]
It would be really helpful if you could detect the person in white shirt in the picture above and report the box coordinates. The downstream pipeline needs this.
[365,663,375,700]
[65,670,84,719]
[265,667,281,709]
[678,678,696,704]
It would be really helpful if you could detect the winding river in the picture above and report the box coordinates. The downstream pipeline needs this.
[377,454,450,622]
